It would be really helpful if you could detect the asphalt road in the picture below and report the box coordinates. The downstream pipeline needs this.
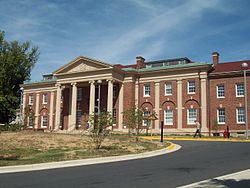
[0,141,250,188]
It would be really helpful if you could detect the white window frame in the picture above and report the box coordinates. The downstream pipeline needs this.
[236,83,244,97]
[143,111,151,126]
[41,115,48,128]
[217,84,225,98]
[165,83,172,96]
[164,109,173,125]
[144,84,150,97]
[217,108,226,124]
[187,108,197,125]
[42,93,48,104]
[188,80,195,94]
[28,95,34,105]
[236,107,245,124]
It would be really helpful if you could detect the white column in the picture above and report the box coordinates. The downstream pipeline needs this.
[49,91,54,130]
[177,80,183,130]
[22,93,26,126]
[200,73,208,133]
[35,93,40,129]
[135,78,139,107]
[107,79,113,113]
[89,81,95,115]
[69,82,77,130]
[118,83,124,130]
[154,82,160,131]
[55,84,62,130]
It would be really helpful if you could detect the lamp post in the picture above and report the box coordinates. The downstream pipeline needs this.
[241,62,248,139]
[97,80,102,114]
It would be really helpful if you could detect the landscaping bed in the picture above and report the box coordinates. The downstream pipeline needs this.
[0,131,163,166]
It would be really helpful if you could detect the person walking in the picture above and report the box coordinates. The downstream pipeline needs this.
[193,120,201,138]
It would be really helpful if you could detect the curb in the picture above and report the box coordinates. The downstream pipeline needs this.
[0,142,181,174]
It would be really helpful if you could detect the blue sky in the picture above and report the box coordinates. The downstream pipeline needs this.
[1,0,250,81]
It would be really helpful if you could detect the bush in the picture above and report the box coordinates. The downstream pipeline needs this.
[0,124,22,132]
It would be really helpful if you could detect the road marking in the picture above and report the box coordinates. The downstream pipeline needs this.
[178,169,250,188]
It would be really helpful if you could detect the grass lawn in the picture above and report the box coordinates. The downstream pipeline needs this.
[0,131,163,166]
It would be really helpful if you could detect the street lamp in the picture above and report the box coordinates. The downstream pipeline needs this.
[241,62,248,139]
[97,80,102,114]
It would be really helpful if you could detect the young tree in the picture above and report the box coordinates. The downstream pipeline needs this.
[122,106,144,142]
[0,31,39,124]
[89,111,113,149]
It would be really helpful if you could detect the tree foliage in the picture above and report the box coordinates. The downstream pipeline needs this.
[89,111,113,149]
[122,106,144,142]
[0,31,39,123]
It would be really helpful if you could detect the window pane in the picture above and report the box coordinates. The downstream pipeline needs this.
[217,108,225,123]
[237,84,244,96]
[217,85,224,97]
[42,116,48,127]
[143,111,150,126]
[43,94,48,104]
[112,108,117,124]
[188,109,197,124]
[165,83,172,95]
[188,81,195,93]
[77,88,82,101]
[237,108,245,123]
[165,110,173,125]
[144,84,150,96]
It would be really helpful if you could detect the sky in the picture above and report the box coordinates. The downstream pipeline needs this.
[1,0,250,81]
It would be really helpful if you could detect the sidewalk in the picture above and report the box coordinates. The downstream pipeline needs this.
[141,136,250,142]
[0,142,181,174]
[178,169,250,188]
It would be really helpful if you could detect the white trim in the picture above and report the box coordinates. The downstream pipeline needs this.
[187,80,195,94]
[42,93,48,104]
[216,84,225,98]
[164,109,173,125]
[143,84,150,97]
[187,108,197,125]
[164,83,172,96]
[236,107,245,124]
[217,108,225,124]
[235,83,244,97]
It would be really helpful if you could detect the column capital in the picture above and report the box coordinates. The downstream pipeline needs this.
[106,79,114,83]
[55,83,61,87]
[71,82,77,86]
[36,93,40,96]
[89,80,95,84]
[154,82,160,86]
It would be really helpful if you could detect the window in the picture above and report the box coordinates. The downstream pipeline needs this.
[76,110,82,125]
[113,85,117,98]
[217,84,225,98]
[143,111,151,126]
[28,95,34,105]
[42,93,48,104]
[41,116,48,127]
[165,83,172,95]
[217,108,226,124]
[112,108,117,125]
[164,109,173,125]
[187,108,197,124]
[77,88,82,101]
[237,108,245,124]
[188,80,195,94]
[144,84,150,97]
[28,116,33,127]
[236,83,244,97]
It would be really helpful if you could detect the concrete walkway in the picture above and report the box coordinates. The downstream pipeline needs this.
[0,142,181,174]
[178,169,250,188]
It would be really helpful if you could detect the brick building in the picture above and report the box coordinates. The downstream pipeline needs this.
[21,52,250,136]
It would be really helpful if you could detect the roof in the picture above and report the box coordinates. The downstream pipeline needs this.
[122,62,209,72]
[212,60,250,73]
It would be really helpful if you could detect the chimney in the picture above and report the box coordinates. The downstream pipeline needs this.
[212,52,219,66]
[136,56,145,69]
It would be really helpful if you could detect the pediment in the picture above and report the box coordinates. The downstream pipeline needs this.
[53,56,113,74]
